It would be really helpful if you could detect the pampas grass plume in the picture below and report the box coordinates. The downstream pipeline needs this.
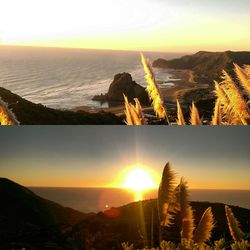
[0,99,19,125]
[225,205,244,241]
[190,102,202,125]
[193,207,215,244]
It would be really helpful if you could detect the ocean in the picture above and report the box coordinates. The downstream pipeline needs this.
[30,187,250,213]
[0,46,182,109]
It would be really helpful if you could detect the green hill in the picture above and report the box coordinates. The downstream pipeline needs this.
[0,87,123,125]
[153,51,250,84]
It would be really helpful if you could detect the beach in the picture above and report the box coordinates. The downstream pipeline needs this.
[71,68,206,116]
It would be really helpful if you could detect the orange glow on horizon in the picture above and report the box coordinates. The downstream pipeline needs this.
[0,0,250,52]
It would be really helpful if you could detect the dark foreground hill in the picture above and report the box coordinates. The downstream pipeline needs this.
[0,178,87,249]
[153,51,250,84]
[0,178,249,250]
[0,87,123,125]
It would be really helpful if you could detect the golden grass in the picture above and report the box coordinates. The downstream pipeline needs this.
[193,207,215,244]
[0,98,19,125]
[122,163,248,249]
[211,99,222,125]
[141,53,169,123]
[225,205,245,241]
[176,100,186,125]
[234,64,250,97]
[158,162,177,227]
[124,59,250,126]
[124,95,146,125]
[219,70,250,125]
[177,178,195,241]
[190,102,202,125]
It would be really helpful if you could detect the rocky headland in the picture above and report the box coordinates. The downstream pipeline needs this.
[92,72,150,105]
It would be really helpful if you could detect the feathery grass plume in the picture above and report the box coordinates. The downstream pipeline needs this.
[0,98,19,125]
[193,207,215,244]
[225,205,245,241]
[244,65,250,77]
[189,102,202,125]
[220,70,250,125]
[158,162,178,227]
[140,53,169,123]
[177,178,195,241]
[124,95,146,125]
[211,99,222,125]
[176,100,186,125]
[121,242,134,250]
[234,64,250,97]
[214,81,231,116]
[231,240,250,250]
[135,98,147,124]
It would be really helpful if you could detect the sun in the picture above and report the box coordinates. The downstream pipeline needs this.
[123,168,155,191]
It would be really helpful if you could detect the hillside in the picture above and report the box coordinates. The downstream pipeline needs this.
[0,87,123,125]
[153,51,250,84]
[76,199,250,249]
[1,178,249,249]
[0,178,87,249]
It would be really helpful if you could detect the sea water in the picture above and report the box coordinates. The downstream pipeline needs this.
[0,46,182,109]
[30,187,250,213]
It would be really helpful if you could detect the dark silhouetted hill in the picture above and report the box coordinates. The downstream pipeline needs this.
[0,87,123,125]
[153,51,250,84]
[0,178,86,249]
[76,199,250,249]
[1,178,249,249]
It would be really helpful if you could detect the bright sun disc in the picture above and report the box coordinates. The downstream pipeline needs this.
[123,168,154,191]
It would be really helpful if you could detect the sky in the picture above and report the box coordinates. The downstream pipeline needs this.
[0,127,249,189]
[0,0,250,52]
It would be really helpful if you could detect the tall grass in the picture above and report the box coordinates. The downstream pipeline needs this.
[124,95,147,125]
[122,162,248,250]
[140,53,169,124]
[177,178,194,241]
[225,205,245,241]
[124,59,250,126]
[193,207,215,244]
[176,100,185,125]
[158,162,216,245]
[190,102,202,125]
[0,98,19,125]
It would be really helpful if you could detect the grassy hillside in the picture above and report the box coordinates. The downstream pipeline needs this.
[153,51,250,84]
[0,87,123,125]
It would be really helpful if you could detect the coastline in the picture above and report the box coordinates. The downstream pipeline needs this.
[71,69,208,116]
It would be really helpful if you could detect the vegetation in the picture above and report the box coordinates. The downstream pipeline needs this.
[1,177,249,249]
[124,54,250,125]
[121,163,249,250]
[0,87,123,125]
[152,51,250,84]
[0,98,19,125]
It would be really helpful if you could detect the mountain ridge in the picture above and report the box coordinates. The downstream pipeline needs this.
[152,51,250,84]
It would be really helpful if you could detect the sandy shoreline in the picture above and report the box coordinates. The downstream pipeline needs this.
[71,69,208,116]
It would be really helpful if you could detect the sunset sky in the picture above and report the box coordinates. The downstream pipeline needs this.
[0,0,250,52]
[0,127,249,190]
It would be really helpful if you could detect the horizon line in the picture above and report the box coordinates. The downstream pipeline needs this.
[2,43,248,54]
[28,186,250,191]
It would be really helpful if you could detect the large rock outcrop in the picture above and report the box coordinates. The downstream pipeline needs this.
[93,73,150,105]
